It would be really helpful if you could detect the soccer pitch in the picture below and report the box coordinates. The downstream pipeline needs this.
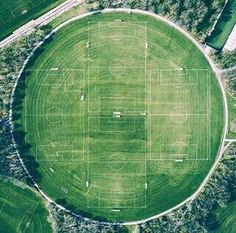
[14,12,224,222]
[0,176,52,233]
[0,0,66,40]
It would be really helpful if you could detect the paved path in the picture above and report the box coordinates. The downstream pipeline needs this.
[0,0,82,48]
[7,8,229,227]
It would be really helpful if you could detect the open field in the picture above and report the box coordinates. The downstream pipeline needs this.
[207,0,236,50]
[0,176,52,233]
[14,12,224,222]
[226,94,236,138]
[213,201,236,233]
[48,3,82,29]
[0,0,66,40]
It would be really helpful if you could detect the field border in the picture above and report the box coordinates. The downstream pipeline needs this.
[8,8,228,226]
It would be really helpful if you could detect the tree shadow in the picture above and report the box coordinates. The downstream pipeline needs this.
[13,61,44,184]
[55,198,113,223]
[11,34,56,185]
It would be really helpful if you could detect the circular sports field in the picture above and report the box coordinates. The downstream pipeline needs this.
[14,12,224,222]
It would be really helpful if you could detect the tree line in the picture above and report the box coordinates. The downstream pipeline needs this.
[211,50,236,69]
[0,27,50,183]
[86,0,225,43]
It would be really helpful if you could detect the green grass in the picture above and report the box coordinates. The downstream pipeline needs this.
[0,176,52,233]
[212,201,236,233]
[207,0,236,50]
[226,93,236,138]
[127,225,136,233]
[14,12,224,222]
[48,4,82,29]
[0,0,66,41]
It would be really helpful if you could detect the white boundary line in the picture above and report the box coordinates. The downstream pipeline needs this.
[144,21,147,208]
[24,68,86,162]
[8,8,228,227]
[0,187,39,232]
[16,204,39,233]
[150,69,210,160]
[99,21,135,38]
[160,69,197,86]
[0,193,10,214]
[87,20,147,209]
[160,144,197,160]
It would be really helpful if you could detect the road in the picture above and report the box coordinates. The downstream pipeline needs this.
[0,0,82,48]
